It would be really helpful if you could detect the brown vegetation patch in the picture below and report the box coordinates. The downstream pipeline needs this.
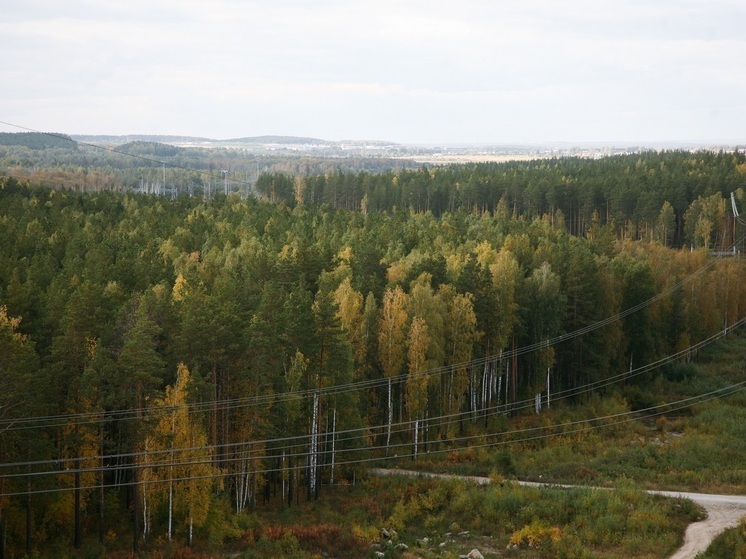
[254,523,369,557]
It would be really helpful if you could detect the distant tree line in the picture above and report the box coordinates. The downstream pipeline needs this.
[255,150,746,249]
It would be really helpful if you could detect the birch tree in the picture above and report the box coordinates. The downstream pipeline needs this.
[308,288,353,497]
[439,286,480,435]
[406,317,430,461]
[377,286,408,455]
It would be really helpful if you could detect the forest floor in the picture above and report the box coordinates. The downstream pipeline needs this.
[370,468,746,559]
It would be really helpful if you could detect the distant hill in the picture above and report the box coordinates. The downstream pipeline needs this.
[225,135,329,145]
[72,134,212,145]
[71,134,399,148]
[71,134,333,146]
[0,132,78,150]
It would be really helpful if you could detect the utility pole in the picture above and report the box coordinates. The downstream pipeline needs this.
[731,192,740,251]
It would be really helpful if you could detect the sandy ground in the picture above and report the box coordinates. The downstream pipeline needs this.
[370,469,746,559]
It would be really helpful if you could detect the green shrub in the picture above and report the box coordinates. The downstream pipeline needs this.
[488,448,516,476]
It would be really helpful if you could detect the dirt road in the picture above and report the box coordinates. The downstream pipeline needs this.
[650,490,746,559]
[370,469,746,559]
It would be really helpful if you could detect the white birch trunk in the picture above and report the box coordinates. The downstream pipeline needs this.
[497,375,502,409]
[142,492,148,539]
[470,368,477,416]
[235,462,243,513]
[489,361,500,407]
[481,362,488,410]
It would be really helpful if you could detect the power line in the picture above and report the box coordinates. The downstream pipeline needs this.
[2,235,743,434]
[2,379,743,498]
[2,119,746,491]
[1,318,743,479]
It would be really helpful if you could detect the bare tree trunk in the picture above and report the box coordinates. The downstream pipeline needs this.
[309,392,319,499]
[497,374,502,413]
[386,378,392,456]
[168,478,173,542]
[329,409,336,487]
[143,491,148,540]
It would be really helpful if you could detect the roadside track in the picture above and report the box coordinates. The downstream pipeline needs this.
[370,469,746,559]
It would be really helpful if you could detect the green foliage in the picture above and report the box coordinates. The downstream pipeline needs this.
[376,477,693,559]
[1,150,746,556]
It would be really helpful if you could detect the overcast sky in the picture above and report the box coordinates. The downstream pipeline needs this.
[1,0,745,144]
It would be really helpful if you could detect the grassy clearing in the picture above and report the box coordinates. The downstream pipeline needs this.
[399,332,746,495]
[514,334,746,493]
[217,475,701,559]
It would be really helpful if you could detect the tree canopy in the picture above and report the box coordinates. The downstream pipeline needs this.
[1,147,745,554]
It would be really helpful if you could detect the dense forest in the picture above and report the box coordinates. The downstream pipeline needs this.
[4,133,745,248]
[255,150,746,248]
[1,144,746,556]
